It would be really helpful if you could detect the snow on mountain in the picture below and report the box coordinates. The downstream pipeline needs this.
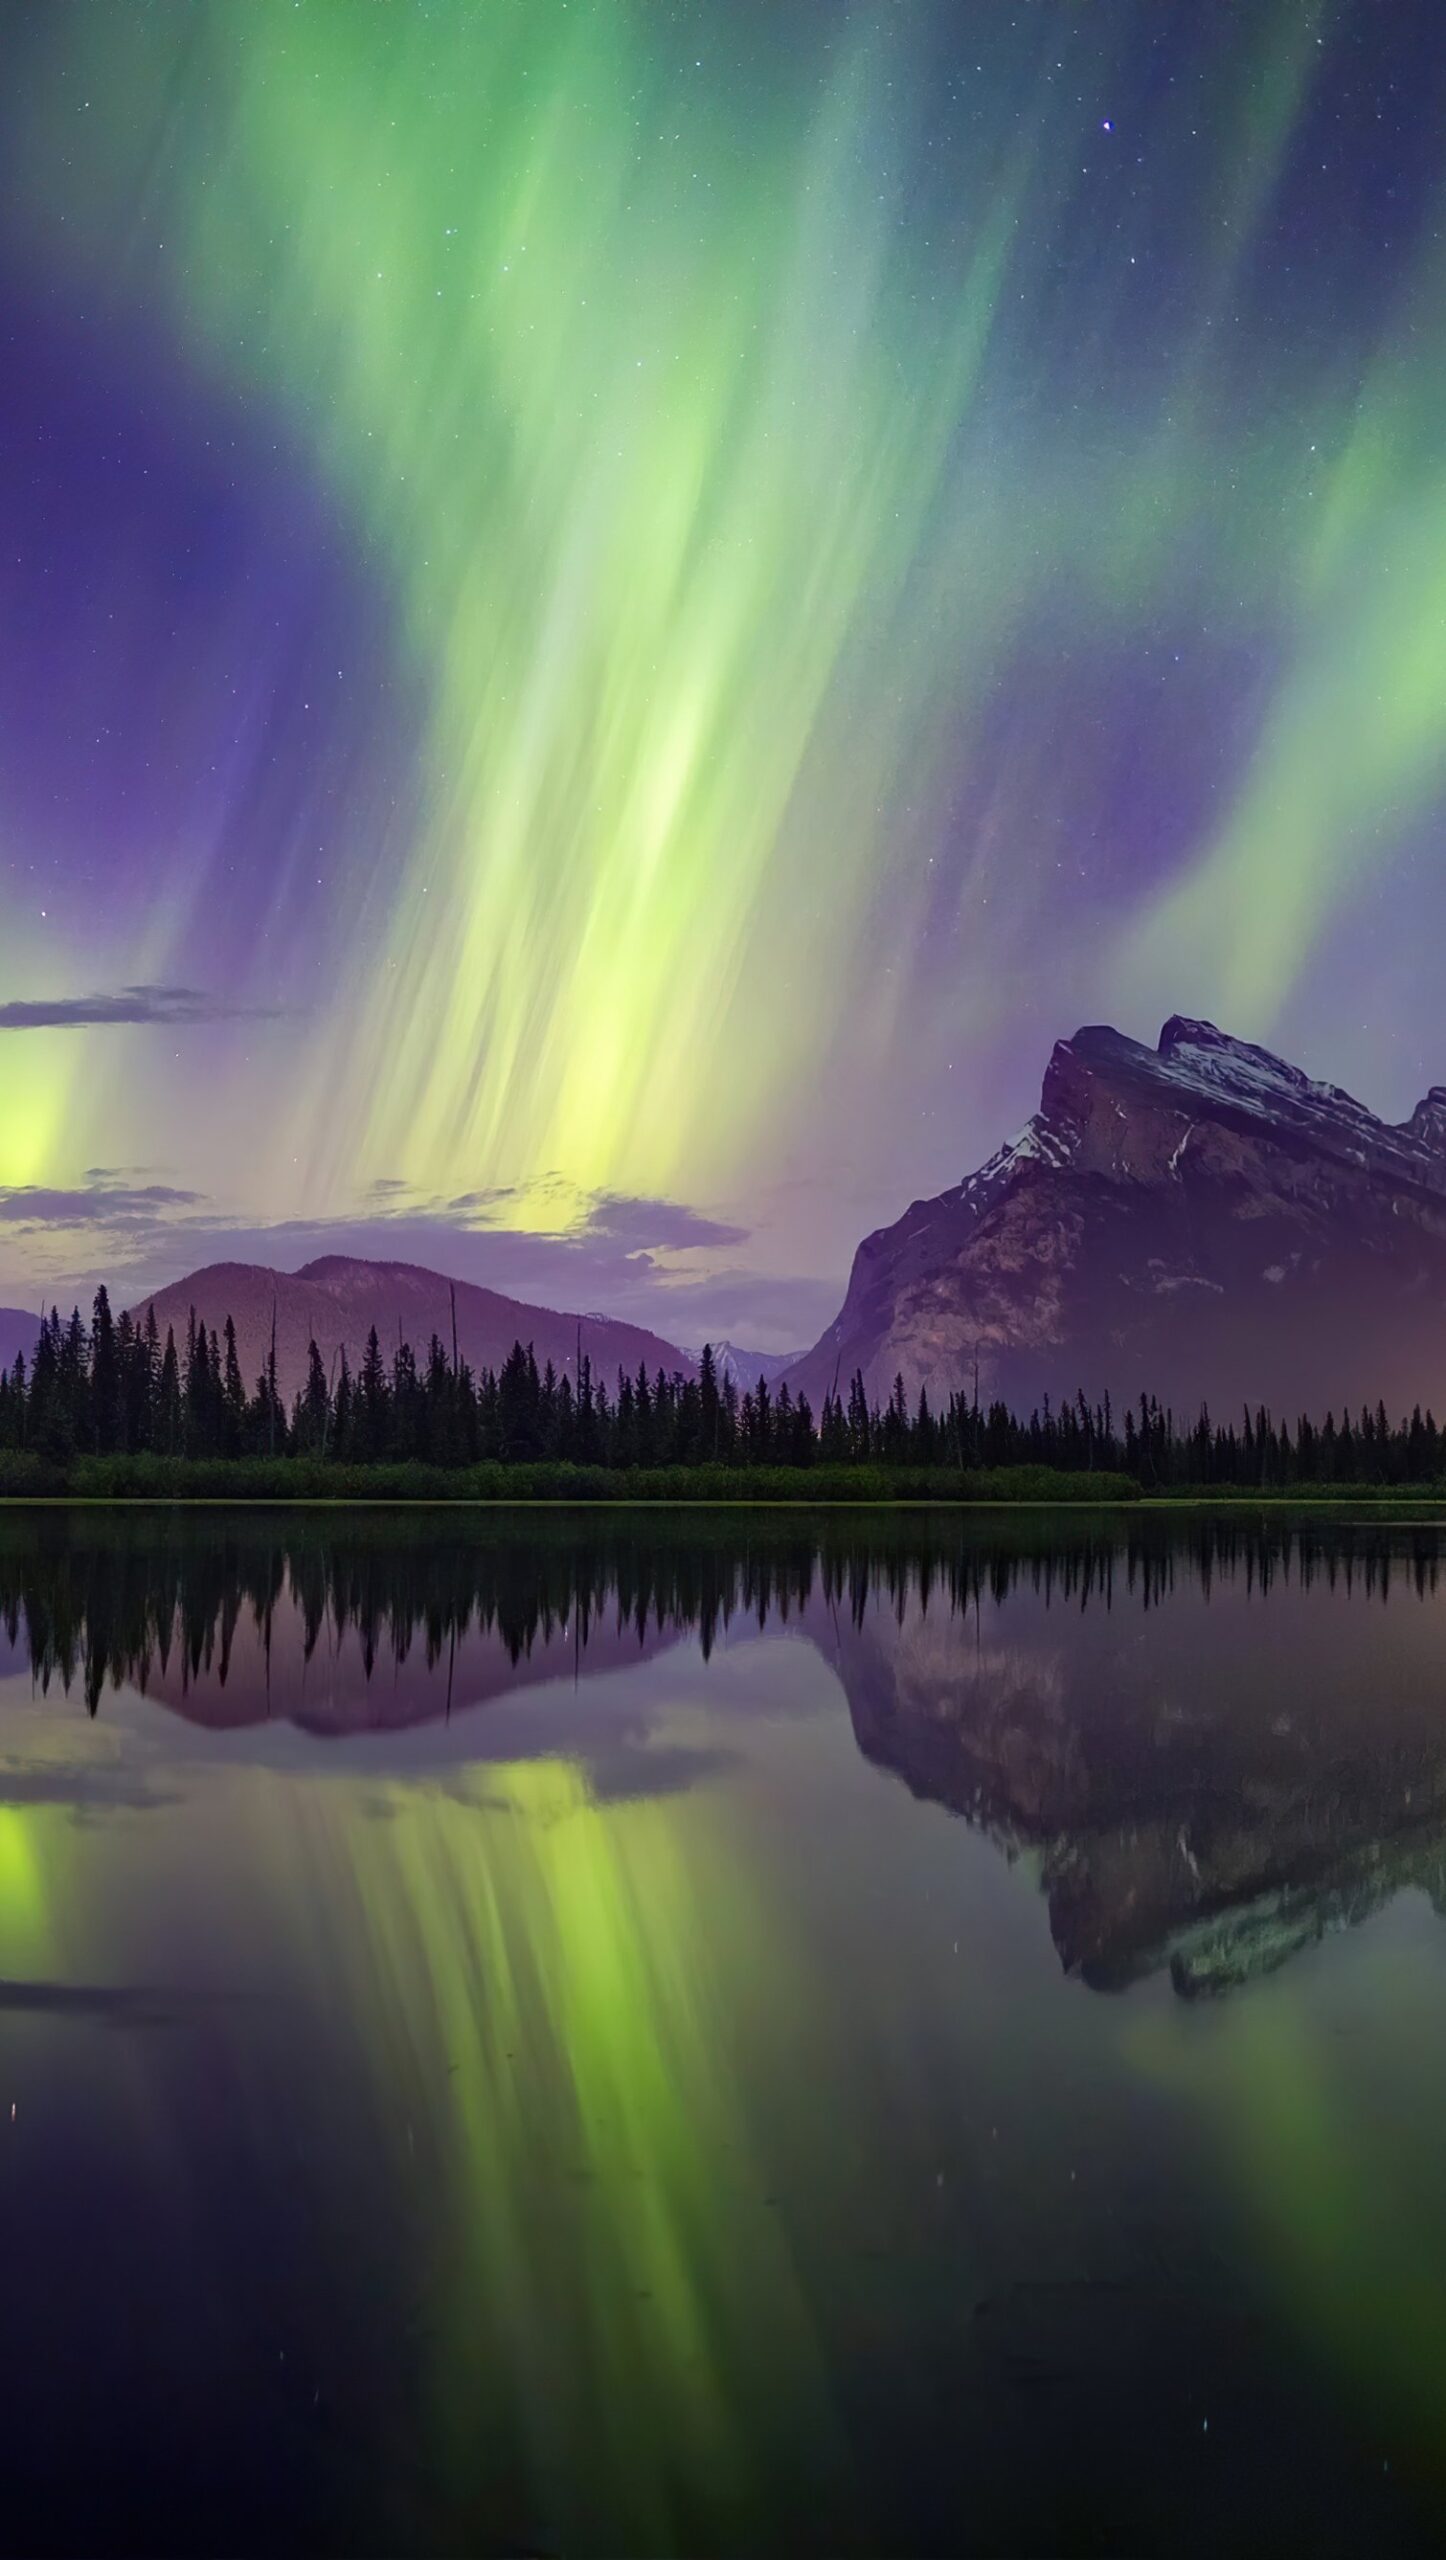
[787,1017,1446,1418]
[691,1341,802,1389]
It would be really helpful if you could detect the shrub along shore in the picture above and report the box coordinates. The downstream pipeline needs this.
[7,1453,1446,1505]
[0,1453,1139,1504]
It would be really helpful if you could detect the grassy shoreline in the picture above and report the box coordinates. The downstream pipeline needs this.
[6,1453,1446,1508]
[0,1455,1139,1505]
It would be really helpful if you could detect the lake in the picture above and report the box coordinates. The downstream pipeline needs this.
[2,1506,1446,2554]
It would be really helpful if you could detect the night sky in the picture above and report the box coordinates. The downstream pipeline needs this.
[4,0,1446,1348]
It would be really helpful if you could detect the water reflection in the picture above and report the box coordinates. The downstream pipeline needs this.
[6,1508,1446,2001]
[3,1509,1446,2551]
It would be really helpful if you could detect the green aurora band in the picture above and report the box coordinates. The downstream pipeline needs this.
[5,0,1446,1293]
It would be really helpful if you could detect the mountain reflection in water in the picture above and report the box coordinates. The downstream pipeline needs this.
[6,1507,1446,2001]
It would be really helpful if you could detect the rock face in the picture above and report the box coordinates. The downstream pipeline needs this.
[129,1256,693,1409]
[788,1016,1446,1416]
[818,1528,1446,1997]
[700,1341,800,1388]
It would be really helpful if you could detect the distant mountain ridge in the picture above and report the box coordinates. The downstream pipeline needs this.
[128,1256,694,1409]
[695,1340,801,1388]
[787,1016,1446,1416]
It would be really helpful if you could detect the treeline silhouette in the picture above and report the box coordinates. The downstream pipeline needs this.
[3,1288,1446,1484]
[6,1509,1443,1718]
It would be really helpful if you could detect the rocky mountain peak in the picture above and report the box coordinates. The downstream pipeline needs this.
[788,1014,1446,1418]
[1407,1088,1446,1153]
[1157,1012,1229,1054]
[1155,1014,1300,1075]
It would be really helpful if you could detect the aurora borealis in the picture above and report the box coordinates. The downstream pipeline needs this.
[12,1508,1446,2546]
[4,0,1446,1342]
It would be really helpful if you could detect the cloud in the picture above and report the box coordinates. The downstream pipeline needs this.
[0,983,280,1031]
[0,1171,831,1357]
[203,1205,749,1303]
[298,1174,749,1257]
[0,1765,180,1814]
[577,1192,749,1252]
[0,1181,206,1227]
[435,1180,748,1252]
[446,1184,522,1215]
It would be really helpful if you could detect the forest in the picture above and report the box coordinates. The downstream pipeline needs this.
[0,1289,1445,1494]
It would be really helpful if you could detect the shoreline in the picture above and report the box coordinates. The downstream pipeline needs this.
[6,1490,1446,1513]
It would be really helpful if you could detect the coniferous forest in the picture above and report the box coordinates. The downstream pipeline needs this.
[1,1289,1445,1498]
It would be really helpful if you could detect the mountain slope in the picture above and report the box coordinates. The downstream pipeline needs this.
[129,1257,693,1409]
[819,1557,1446,1996]
[788,1016,1446,1416]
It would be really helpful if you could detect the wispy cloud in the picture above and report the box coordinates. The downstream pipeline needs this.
[243,1187,753,1291]
[434,1176,748,1252]
[0,1181,207,1228]
[0,984,280,1032]
[0,1173,829,1355]
[577,1192,750,1252]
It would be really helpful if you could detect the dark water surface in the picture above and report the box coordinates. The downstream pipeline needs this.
[3,1506,1446,2554]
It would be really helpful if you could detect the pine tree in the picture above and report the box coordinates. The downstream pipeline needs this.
[699,1344,720,1462]
[357,1327,389,1461]
[332,1349,354,1459]
[221,1317,247,1458]
[185,1316,214,1457]
[296,1340,330,1454]
[157,1327,182,1456]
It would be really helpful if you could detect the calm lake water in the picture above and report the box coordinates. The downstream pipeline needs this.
[3,1506,1446,2554]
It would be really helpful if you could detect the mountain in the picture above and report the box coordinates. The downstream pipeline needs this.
[788,1015,1446,1417]
[695,1341,802,1389]
[822,1531,1446,1997]
[141,1578,683,1738]
[128,1257,693,1409]
[0,1308,39,1373]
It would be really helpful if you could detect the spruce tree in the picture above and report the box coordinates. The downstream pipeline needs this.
[158,1327,182,1456]
[222,1317,247,1458]
[699,1344,720,1461]
[357,1327,389,1461]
